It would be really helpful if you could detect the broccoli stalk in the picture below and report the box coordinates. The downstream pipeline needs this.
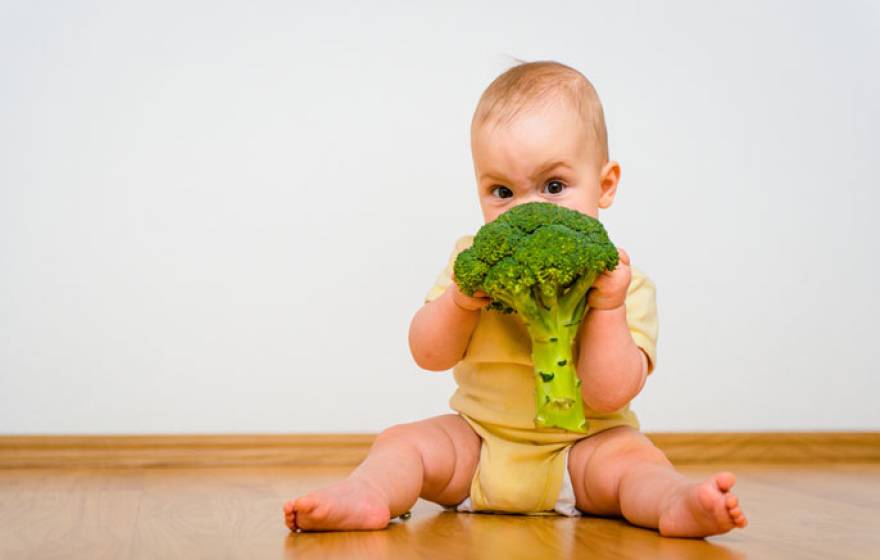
[454,203,618,433]
[520,269,599,432]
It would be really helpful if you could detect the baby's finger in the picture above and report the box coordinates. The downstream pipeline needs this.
[591,270,609,285]
[617,247,631,266]
[473,291,488,298]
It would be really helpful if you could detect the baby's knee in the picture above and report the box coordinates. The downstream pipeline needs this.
[602,430,669,467]
[575,429,670,506]
[374,422,425,448]
[374,416,458,453]
[581,428,669,485]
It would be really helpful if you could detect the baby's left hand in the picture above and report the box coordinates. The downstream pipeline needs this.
[587,247,631,310]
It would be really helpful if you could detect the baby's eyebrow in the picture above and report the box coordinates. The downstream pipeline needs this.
[479,161,573,188]
[481,161,572,183]
[531,160,572,180]
[480,171,510,184]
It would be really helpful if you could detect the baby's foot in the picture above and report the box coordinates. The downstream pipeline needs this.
[283,476,391,532]
[657,472,748,537]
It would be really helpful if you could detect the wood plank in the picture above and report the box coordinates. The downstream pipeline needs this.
[1,464,879,559]
[1,432,877,468]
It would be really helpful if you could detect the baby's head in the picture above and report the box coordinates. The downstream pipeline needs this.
[471,61,621,223]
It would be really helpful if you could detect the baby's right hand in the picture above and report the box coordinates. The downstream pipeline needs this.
[450,279,491,312]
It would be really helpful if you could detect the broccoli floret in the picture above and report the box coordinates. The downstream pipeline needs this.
[454,202,619,433]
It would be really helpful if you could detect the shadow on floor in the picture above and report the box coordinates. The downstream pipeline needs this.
[283,509,744,560]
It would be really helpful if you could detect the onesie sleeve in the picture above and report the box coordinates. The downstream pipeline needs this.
[626,266,660,374]
[424,235,475,304]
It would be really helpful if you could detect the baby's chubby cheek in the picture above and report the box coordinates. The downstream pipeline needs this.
[563,201,599,219]
[478,203,505,224]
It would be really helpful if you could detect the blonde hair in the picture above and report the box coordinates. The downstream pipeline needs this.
[471,60,609,164]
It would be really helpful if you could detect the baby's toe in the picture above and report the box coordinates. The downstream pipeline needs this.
[724,492,748,529]
[725,493,738,509]
[294,495,318,514]
[295,500,332,530]
[715,472,736,492]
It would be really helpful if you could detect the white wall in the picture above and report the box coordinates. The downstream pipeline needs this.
[1,1,877,434]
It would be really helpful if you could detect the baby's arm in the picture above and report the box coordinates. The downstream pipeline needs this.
[408,283,489,371]
[576,248,649,412]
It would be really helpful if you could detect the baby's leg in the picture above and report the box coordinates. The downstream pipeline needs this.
[567,426,747,537]
[283,414,480,532]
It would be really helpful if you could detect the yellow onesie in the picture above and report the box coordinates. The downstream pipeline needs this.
[424,235,659,516]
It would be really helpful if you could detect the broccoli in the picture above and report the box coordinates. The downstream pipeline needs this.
[453,202,619,433]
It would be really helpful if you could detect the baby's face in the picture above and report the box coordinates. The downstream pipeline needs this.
[471,99,619,224]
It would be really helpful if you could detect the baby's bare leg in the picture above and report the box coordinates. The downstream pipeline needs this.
[283,414,480,531]
[567,426,747,537]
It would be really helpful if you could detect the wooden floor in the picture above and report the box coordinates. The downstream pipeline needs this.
[1,463,878,559]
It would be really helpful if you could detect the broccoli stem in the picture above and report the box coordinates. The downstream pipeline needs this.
[506,271,602,433]
[529,324,588,433]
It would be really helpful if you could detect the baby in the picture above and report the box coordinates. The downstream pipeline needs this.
[284,61,747,537]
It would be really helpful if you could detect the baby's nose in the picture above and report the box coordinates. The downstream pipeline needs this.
[513,195,544,207]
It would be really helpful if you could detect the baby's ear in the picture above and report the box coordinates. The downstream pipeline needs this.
[598,160,621,209]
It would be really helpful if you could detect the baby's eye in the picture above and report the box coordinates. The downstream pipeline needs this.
[542,180,566,195]
[491,185,514,199]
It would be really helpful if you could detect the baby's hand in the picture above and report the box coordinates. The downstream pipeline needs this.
[587,247,632,311]
[450,278,491,311]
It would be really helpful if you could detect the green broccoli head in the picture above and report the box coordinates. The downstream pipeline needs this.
[452,202,620,433]
[454,202,619,319]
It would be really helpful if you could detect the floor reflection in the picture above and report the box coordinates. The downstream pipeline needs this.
[283,508,745,560]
